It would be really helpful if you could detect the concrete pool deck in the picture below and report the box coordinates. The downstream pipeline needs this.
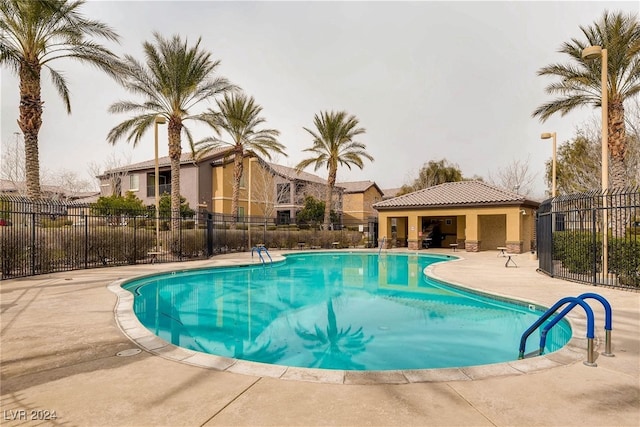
[1,250,638,426]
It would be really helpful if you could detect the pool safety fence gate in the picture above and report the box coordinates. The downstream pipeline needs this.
[536,187,639,290]
[0,196,378,279]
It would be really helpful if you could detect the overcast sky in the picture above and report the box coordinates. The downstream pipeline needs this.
[1,0,638,198]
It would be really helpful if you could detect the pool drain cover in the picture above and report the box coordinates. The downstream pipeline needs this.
[116,349,142,357]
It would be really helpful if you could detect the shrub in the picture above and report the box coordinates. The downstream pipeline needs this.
[88,229,154,265]
[1,228,28,278]
[552,231,601,274]
[608,237,640,287]
[170,230,205,258]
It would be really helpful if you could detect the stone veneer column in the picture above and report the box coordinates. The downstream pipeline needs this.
[465,240,480,252]
[506,241,523,254]
[407,239,419,250]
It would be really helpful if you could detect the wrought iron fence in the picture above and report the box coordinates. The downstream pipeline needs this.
[0,196,378,279]
[537,187,639,290]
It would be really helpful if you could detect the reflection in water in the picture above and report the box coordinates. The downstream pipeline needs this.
[126,253,572,370]
[295,298,374,370]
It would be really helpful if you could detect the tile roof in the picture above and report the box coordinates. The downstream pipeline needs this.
[266,162,333,186]
[373,180,539,209]
[337,180,381,194]
[103,147,231,174]
[381,187,402,199]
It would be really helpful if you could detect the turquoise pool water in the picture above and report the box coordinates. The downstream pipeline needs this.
[123,252,571,371]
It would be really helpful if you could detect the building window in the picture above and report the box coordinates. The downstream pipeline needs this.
[237,207,245,220]
[277,183,291,204]
[239,171,246,188]
[129,175,139,191]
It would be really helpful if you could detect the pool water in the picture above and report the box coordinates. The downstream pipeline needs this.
[123,252,571,371]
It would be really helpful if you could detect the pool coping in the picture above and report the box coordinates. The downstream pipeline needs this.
[107,252,586,384]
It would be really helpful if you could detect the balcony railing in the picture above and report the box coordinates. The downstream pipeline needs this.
[147,184,171,198]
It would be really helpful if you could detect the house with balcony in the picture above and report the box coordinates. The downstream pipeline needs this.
[98,151,347,225]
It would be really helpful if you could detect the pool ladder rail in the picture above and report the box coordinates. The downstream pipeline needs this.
[519,292,613,367]
[379,236,386,255]
[251,245,272,266]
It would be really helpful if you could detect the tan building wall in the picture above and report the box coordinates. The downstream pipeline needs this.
[342,186,383,223]
[211,158,274,217]
[377,205,535,253]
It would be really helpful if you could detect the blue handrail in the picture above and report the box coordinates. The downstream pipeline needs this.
[251,246,272,266]
[539,293,613,357]
[519,296,596,366]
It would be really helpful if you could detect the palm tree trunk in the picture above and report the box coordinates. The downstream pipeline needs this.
[608,98,628,238]
[18,61,43,199]
[324,166,337,230]
[231,150,244,228]
[168,122,182,232]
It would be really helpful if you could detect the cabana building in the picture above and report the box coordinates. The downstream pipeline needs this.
[372,181,539,253]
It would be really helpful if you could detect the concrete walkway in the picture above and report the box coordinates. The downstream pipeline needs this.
[1,250,638,426]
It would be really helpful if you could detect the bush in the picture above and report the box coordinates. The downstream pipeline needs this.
[608,237,640,287]
[1,228,28,277]
[553,231,601,274]
[170,230,205,258]
[88,229,154,265]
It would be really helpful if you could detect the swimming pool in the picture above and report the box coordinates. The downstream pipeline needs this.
[122,252,571,371]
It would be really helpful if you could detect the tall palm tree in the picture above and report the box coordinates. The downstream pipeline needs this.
[0,0,121,199]
[532,10,640,192]
[296,111,373,229]
[195,93,286,225]
[107,33,234,230]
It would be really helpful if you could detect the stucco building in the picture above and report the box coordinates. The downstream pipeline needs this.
[373,180,539,253]
[338,180,384,223]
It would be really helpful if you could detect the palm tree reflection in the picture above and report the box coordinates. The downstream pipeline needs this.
[295,297,373,369]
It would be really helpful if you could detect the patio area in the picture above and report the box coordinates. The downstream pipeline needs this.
[1,250,638,426]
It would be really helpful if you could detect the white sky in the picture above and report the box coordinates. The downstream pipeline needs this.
[1,0,638,199]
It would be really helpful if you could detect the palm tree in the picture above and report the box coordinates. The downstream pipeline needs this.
[195,93,286,225]
[0,0,121,199]
[296,111,373,229]
[533,10,640,192]
[107,33,234,230]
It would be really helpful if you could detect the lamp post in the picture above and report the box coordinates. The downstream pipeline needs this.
[582,45,608,280]
[541,132,557,197]
[154,115,167,252]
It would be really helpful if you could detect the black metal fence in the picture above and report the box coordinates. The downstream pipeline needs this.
[0,196,378,279]
[537,187,639,290]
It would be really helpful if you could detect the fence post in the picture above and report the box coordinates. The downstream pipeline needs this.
[84,214,88,269]
[30,212,36,276]
[206,213,213,256]
[592,206,598,285]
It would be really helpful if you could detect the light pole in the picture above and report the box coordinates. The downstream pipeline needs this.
[541,132,557,197]
[582,45,608,280]
[154,115,167,252]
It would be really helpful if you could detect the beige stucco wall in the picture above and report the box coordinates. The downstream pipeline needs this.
[342,186,383,223]
[377,204,534,253]
[212,158,273,217]
[478,214,506,251]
